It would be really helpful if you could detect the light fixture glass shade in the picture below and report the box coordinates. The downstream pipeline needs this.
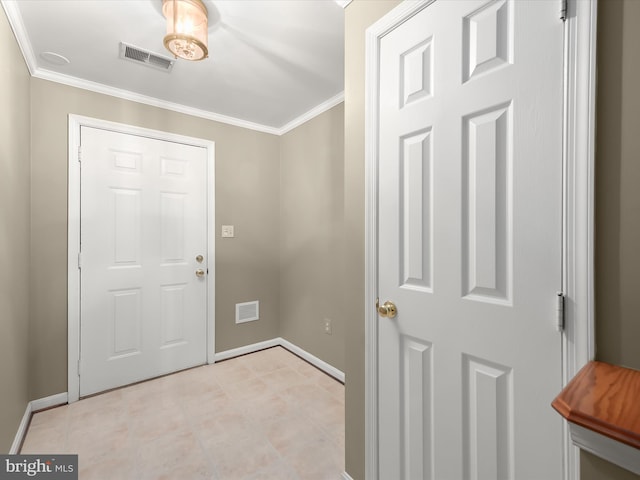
[162,0,208,61]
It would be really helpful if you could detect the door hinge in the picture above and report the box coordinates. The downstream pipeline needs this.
[560,0,567,21]
[78,146,82,162]
[77,359,81,376]
[78,252,81,269]
[556,292,565,331]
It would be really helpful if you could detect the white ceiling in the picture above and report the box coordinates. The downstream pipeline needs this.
[2,0,345,134]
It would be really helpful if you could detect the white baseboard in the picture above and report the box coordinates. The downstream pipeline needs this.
[278,337,345,383]
[341,472,354,480]
[9,403,31,454]
[214,337,345,383]
[9,392,68,454]
[213,338,280,362]
[31,392,68,413]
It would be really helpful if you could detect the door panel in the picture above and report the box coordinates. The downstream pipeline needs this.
[377,1,564,478]
[400,128,433,292]
[462,102,511,304]
[80,126,208,397]
[462,354,513,480]
[403,337,434,480]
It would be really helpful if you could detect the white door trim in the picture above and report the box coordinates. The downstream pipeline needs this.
[363,1,597,479]
[67,114,216,403]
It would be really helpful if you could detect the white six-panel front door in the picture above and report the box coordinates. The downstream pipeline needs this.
[377,1,564,478]
[79,126,208,397]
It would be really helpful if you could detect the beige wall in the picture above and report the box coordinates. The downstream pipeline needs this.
[279,104,345,371]
[594,0,640,371]
[583,0,640,478]
[0,7,31,453]
[344,1,400,478]
[28,79,281,399]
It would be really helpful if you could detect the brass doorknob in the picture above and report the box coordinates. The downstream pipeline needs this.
[195,269,206,278]
[376,299,397,319]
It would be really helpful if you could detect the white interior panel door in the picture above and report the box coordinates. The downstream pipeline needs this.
[377,1,564,479]
[80,126,208,397]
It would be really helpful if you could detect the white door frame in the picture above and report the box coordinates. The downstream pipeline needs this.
[67,114,216,403]
[364,1,598,479]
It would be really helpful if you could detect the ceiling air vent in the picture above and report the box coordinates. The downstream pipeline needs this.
[119,42,175,73]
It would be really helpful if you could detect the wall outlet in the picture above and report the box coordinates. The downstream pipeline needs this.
[324,318,332,335]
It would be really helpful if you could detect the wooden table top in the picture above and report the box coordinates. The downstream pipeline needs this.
[552,361,640,450]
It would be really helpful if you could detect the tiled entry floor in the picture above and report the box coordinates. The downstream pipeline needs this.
[21,347,345,479]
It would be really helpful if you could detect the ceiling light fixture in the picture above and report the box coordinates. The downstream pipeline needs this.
[162,0,208,61]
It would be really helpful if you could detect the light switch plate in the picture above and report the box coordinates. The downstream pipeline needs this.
[221,225,234,238]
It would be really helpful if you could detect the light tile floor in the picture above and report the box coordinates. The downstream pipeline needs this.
[21,347,345,479]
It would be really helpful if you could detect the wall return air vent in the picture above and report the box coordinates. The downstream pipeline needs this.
[236,301,259,324]
[119,42,175,72]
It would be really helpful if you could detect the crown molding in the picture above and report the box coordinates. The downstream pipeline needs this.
[2,0,37,75]
[33,67,283,135]
[278,92,345,135]
[335,0,353,8]
[34,66,343,136]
